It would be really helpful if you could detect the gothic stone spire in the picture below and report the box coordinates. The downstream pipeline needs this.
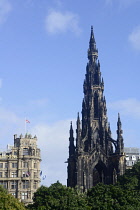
[67,26,125,191]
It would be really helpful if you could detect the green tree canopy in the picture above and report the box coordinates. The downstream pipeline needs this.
[0,185,26,210]
[87,161,140,210]
[27,181,89,210]
[118,160,140,190]
[87,183,140,210]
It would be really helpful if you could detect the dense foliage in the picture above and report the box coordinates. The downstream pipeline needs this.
[87,183,140,209]
[0,185,26,210]
[27,181,89,210]
[86,161,140,209]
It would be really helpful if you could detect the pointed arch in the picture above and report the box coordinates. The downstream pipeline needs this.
[91,160,107,186]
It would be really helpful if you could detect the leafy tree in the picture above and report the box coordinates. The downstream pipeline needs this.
[27,181,89,210]
[118,160,140,190]
[87,183,140,210]
[0,185,26,210]
[87,162,140,210]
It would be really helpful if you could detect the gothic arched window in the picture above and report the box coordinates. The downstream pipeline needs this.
[94,72,99,85]
[94,92,99,118]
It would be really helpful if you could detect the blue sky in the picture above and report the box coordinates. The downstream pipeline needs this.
[0,0,140,186]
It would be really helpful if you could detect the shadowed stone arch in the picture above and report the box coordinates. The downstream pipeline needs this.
[90,160,107,186]
[109,165,119,184]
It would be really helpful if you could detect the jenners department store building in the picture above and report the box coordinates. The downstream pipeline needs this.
[0,134,41,205]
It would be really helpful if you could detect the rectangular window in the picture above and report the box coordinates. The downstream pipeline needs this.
[0,172,2,178]
[132,155,136,161]
[14,151,17,156]
[129,161,132,166]
[11,181,17,189]
[23,148,29,156]
[23,162,28,168]
[33,181,37,189]
[34,172,37,178]
[22,180,29,189]
[0,163,3,168]
[3,181,7,189]
[12,163,17,168]
[21,192,28,200]
[5,163,8,168]
[0,181,8,189]
[34,163,37,168]
[4,172,8,178]
[11,171,17,178]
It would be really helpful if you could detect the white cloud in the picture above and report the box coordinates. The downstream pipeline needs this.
[45,9,82,35]
[31,119,76,186]
[128,26,140,50]
[0,107,26,148]
[0,0,12,24]
[108,98,140,118]
[0,107,20,123]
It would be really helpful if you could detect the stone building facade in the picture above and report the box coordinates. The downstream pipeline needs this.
[67,27,125,191]
[124,147,140,169]
[0,134,41,205]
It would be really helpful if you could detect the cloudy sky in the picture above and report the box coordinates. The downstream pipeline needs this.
[0,0,140,186]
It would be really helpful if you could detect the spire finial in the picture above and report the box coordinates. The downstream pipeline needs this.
[117,113,122,128]
[118,113,121,123]
[77,112,80,119]
[70,121,73,129]
[118,113,120,118]
[90,25,95,41]
[69,121,74,138]
[77,112,80,125]
[88,25,98,61]
[91,25,93,33]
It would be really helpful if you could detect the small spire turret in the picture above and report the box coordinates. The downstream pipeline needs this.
[70,121,74,137]
[116,113,124,154]
[117,113,121,129]
[69,122,75,156]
